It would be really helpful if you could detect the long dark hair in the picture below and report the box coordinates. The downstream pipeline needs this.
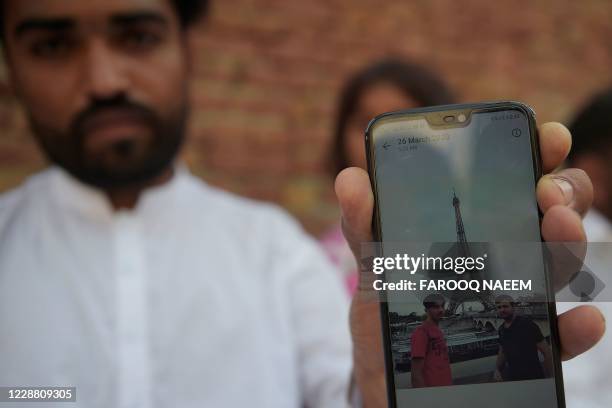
[567,88,612,164]
[331,58,456,175]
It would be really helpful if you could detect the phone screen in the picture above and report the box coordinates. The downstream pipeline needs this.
[368,104,563,407]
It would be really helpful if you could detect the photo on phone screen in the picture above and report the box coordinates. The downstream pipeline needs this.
[366,102,564,407]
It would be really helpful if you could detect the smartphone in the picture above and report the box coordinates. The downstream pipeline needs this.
[365,101,565,407]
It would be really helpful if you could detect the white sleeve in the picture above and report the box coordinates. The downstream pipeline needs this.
[274,211,353,407]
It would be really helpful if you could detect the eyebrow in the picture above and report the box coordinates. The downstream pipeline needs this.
[14,11,168,38]
[110,11,168,27]
[15,18,75,37]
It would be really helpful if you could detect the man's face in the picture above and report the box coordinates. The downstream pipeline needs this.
[3,0,190,188]
[496,301,514,320]
[425,302,445,322]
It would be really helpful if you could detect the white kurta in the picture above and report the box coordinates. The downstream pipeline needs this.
[558,209,612,408]
[0,166,352,408]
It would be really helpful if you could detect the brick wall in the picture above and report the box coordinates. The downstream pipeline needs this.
[1,0,611,235]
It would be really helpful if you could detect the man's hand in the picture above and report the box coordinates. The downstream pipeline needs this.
[335,122,605,407]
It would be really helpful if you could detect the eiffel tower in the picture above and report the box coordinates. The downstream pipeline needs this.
[447,189,494,313]
[425,190,494,314]
[453,189,471,258]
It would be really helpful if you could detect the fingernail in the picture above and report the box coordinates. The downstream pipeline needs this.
[552,177,575,206]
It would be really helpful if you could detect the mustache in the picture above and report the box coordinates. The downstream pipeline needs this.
[70,96,161,140]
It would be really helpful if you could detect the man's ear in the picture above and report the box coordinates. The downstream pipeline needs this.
[573,153,608,211]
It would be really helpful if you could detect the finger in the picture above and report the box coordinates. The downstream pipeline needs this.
[539,122,571,173]
[541,205,586,291]
[558,305,606,360]
[334,167,374,259]
[541,205,586,243]
[537,169,593,216]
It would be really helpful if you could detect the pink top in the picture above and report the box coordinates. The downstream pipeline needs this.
[320,224,359,295]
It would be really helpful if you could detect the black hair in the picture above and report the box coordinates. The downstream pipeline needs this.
[494,294,516,306]
[567,88,612,164]
[423,293,446,309]
[330,58,456,176]
[170,0,209,28]
[0,0,209,39]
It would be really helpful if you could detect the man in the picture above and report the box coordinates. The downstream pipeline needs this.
[0,1,351,407]
[567,89,612,228]
[558,89,612,407]
[0,0,605,407]
[494,295,552,381]
[410,294,452,388]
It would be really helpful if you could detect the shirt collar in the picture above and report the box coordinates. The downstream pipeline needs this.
[47,162,192,221]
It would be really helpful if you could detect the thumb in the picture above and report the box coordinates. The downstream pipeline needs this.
[334,167,374,259]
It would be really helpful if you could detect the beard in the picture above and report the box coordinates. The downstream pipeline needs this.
[30,94,188,190]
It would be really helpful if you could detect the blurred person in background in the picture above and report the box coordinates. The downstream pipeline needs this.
[566,89,612,242]
[558,88,612,408]
[321,59,455,294]
[0,1,352,406]
[0,0,605,407]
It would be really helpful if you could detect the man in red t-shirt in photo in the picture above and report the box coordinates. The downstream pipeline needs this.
[410,293,453,388]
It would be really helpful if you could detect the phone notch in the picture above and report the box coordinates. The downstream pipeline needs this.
[425,108,472,129]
